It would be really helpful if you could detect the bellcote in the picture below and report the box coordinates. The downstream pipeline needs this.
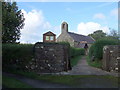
[61,22,68,33]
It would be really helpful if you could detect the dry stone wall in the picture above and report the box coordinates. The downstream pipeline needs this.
[102,45,120,73]
[29,42,71,73]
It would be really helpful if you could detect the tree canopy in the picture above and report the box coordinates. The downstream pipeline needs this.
[2,1,25,43]
[88,29,120,42]
[107,29,120,40]
[88,30,106,40]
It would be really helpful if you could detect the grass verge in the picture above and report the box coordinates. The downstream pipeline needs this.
[5,70,119,87]
[2,75,33,88]
[86,56,102,68]
[70,55,83,67]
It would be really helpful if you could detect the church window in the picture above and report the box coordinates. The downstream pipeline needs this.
[46,36,49,40]
[50,36,54,41]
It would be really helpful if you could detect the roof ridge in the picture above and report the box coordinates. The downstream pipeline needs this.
[67,32,95,43]
[43,31,56,36]
[68,32,86,37]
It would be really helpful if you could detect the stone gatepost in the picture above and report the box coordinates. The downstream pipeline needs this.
[32,42,71,73]
[102,45,120,73]
[102,46,110,71]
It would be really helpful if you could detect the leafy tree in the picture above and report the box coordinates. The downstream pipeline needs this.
[88,30,106,40]
[107,28,120,40]
[100,29,120,44]
[2,1,25,43]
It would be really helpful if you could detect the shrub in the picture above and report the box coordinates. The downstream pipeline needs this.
[70,47,85,58]
[89,38,119,60]
[2,44,34,71]
[58,42,70,46]
[58,42,85,57]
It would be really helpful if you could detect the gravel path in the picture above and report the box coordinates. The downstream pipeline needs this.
[64,56,118,76]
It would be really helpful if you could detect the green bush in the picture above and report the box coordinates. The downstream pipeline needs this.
[58,42,85,57]
[89,38,119,60]
[58,42,70,46]
[70,47,85,57]
[2,44,34,71]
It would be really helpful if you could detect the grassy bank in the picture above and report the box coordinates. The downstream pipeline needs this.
[2,76,32,88]
[86,56,102,68]
[4,70,119,87]
[70,55,83,67]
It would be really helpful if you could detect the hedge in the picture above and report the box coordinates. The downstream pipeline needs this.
[58,42,70,46]
[89,38,119,60]
[3,42,85,71]
[70,47,85,57]
[57,42,85,57]
[2,44,34,71]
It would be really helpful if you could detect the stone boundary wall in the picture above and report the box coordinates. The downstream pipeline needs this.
[102,45,120,73]
[30,42,71,73]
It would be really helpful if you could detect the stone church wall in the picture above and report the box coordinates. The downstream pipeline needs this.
[74,41,79,48]
[57,33,74,47]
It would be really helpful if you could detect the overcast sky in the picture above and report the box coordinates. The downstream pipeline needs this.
[17,2,118,44]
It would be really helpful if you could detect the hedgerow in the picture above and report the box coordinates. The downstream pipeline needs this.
[3,42,85,71]
[2,44,34,71]
[89,38,119,60]
[70,47,85,57]
[58,42,85,57]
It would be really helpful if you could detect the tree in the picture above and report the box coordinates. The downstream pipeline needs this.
[107,28,120,40]
[88,30,106,40]
[2,1,25,43]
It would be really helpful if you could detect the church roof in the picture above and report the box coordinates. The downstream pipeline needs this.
[68,32,95,43]
[76,43,85,48]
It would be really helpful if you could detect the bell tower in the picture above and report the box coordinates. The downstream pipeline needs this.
[61,22,68,33]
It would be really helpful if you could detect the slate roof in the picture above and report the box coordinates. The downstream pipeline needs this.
[77,43,85,48]
[68,32,95,43]
[43,31,56,36]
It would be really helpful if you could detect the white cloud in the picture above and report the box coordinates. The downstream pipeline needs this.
[93,13,106,20]
[110,8,118,17]
[20,9,52,44]
[77,22,110,35]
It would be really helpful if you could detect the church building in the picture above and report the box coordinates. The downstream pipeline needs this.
[57,22,95,49]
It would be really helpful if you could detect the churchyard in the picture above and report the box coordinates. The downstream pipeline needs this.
[2,1,120,89]
[2,21,120,88]
[2,40,120,88]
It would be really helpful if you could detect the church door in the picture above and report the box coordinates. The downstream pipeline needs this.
[84,43,88,55]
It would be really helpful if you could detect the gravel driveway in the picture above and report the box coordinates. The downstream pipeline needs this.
[65,56,118,76]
